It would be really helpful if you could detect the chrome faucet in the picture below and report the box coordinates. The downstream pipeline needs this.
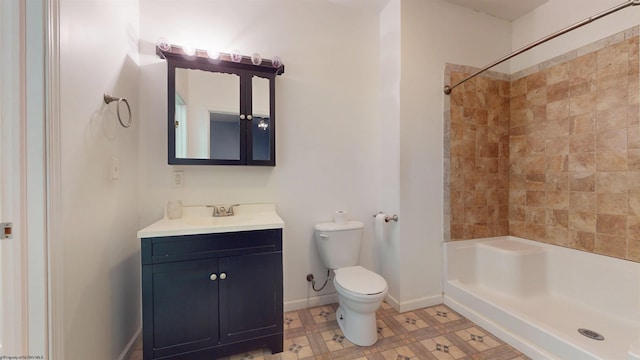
[211,204,239,217]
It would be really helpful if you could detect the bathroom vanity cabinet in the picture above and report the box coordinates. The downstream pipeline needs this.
[141,229,283,360]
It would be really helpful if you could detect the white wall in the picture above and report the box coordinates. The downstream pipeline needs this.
[378,0,402,308]
[511,0,640,72]
[59,0,141,359]
[138,0,380,310]
[384,0,511,310]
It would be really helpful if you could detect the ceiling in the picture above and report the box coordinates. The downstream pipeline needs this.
[442,0,549,21]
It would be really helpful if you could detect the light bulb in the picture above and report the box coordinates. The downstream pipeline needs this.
[272,56,282,68]
[156,37,171,51]
[207,49,220,60]
[251,53,263,66]
[183,45,196,57]
[231,50,242,63]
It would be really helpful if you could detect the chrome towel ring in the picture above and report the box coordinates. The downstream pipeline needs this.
[103,93,132,128]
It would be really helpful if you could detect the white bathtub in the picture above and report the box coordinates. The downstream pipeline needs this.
[444,236,640,360]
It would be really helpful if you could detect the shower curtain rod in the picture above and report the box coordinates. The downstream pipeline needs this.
[443,0,640,95]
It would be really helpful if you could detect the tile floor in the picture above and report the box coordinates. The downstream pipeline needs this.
[129,302,529,360]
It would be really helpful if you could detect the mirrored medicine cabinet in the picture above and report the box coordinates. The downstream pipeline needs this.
[157,46,284,166]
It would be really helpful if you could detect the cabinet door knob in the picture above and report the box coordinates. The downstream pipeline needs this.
[210,273,217,281]
[240,114,246,120]
[220,272,227,280]
[247,115,253,120]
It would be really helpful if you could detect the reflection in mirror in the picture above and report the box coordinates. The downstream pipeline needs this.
[175,93,187,158]
[252,76,271,161]
[175,68,240,159]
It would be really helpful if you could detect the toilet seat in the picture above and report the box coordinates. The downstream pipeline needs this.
[334,266,387,295]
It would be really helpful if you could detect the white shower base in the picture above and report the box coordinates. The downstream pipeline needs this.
[444,236,640,360]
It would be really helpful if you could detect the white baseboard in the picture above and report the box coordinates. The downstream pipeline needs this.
[284,292,339,312]
[386,294,443,313]
[285,292,444,314]
[116,327,141,360]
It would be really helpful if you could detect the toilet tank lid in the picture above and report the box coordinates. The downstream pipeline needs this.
[314,220,364,231]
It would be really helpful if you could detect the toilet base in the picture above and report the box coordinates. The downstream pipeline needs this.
[336,305,378,346]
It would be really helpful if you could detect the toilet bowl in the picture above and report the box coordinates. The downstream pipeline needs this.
[313,220,388,346]
[333,266,388,346]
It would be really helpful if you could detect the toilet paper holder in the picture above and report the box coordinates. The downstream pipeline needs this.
[373,211,399,223]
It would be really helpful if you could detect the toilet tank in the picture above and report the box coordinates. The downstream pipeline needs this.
[314,221,364,269]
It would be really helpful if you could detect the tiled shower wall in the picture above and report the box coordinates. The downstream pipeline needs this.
[446,26,640,263]
[447,69,511,240]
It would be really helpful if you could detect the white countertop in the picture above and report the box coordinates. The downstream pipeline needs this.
[137,203,285,238]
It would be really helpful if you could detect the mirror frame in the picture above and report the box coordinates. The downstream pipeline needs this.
[157,45,284,166]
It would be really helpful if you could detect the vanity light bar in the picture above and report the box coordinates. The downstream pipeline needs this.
[156,45,285,75]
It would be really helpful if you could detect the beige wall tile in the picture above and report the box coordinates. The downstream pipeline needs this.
[569,210,597,232]
[569,153,596,172]
[596,150,627,171]
[449,33,640,262]
[569,172,596,192]
[597,106,628,131]
[547,209,569,227]
[628,237,640,262]
[546,173,569,191]
[570,113,596,134]
[596,128,627,151]
[570,92,597,116]
[546,62,570,84]
[596,214,627,236]
[569,133,595,153]
[546,191,570,209]
[597,62,628,90]
[570,191,597,211]
[547,155,569,172]
[595,233,627,258]
[574,231,595,251]
[596,172,628,193]
[629,127,640,150]
[597,193,629,215]
[597,85,629,112]
[546,136,569,155]
[628,193,640,215]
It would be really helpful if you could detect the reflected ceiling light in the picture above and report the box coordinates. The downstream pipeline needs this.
[258,119,269,131]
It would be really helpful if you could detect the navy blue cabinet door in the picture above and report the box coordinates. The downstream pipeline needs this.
[218,252,283,344]
[148,259,219,358]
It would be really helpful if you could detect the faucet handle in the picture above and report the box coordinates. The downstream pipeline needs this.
[226,204,240,216]
[207,205,220,216]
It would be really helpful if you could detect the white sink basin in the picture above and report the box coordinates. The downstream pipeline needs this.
[137,203,284,238]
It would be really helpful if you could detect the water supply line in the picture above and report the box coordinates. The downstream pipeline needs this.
[443,0,640,95]
[306,270,331,291]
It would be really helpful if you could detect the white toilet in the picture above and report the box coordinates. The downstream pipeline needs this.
[314,220,388,346]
